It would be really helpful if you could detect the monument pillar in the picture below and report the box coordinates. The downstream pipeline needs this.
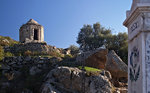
[124,0,150,93]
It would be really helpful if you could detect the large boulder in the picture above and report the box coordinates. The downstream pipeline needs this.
[85,49,108,69]
[76,48,108,69]
[105,50,128,79]
[41,66,113,93]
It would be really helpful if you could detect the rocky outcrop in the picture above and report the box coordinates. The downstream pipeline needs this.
[0,55,127,93]
[105,50,128,79]
[76,49,128,89]
[76,48,108,69]
[0,47,128,93]
[0,56,59,93]
[41,66,113,93]
[2,56,61,67]
[0,35,19,46]
[105,50,128,87]
[85,49,108,69]
[77,49,127,79]
[1,56,62,80]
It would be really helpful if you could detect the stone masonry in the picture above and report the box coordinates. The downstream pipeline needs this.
[19,19,44,43]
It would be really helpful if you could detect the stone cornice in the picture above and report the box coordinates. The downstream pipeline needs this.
[124,3,150,27]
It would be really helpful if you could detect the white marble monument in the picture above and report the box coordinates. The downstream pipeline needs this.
[124,0,150,93]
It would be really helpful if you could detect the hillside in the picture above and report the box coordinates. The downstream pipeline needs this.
[0,36,19,46]
[0,35,127,93]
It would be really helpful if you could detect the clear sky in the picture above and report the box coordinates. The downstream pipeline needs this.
[0,0,132,48]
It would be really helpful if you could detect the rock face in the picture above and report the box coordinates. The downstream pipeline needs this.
[85,49,108,69]
[41,66,113,93]
[105,50,128,88]
[1,56,62,71]
[105,50,128,79]
[0,55,127,93]
[77,49,127,79]
[76,49,128,88]
[0,56,58,93]
[0,49,127,93]
[76,48,108,69]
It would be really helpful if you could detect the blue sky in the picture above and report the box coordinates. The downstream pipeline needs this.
[0,0,132,48]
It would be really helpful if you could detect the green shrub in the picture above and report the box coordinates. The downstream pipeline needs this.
[78,66,101,72]
[47,51,63,57]
[4,52,14,57]
[24,50,32,56]
[0,46,4,61]
[64,54,73,59]
[68,45,79,56]
[78,66,101,76]
[0,36,19,46]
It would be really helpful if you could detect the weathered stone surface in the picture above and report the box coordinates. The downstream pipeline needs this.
[41,83,61,93]
[0,56,55,93]
[41,66,113,93]
[85,49,108,69]
[19,19,44,43]
[77,49,127,88]
[123,1,150,91]
[105,50,128,78]
[76,48,108,69]
[1,64,10,70]
[29,66,41,75]
[4,42,62,55]
[1,56,58,74]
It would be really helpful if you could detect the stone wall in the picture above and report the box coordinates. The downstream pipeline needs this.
[19,19,44,43]
[0,56,62,93]
[1,56,62,75]
[4,42,62,54]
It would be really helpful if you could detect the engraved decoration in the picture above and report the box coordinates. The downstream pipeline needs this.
[145,34,150,93]
[129,47,140,82]
[130,22,139,33]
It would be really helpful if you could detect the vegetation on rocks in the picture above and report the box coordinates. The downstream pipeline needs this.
[41,66,113,93]
[77,22,128,64]
[0,36,19,46]
[0,46,14,61]
[0,46,4,61]
[14,49,63,58]
[78,66,101,72]
[0,36,19,60]
[68,45,79,56]
[78,66,102,76]
[0,22,128,93]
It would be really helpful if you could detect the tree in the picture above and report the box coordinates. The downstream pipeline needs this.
[77,24,93,51]
[77,22,112,51]
[77,22,128,64]
[68,45,79,56]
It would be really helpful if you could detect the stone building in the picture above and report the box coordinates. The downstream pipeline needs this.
[19,19,44,43]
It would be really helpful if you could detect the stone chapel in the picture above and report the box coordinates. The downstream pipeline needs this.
[19,19,44,43]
